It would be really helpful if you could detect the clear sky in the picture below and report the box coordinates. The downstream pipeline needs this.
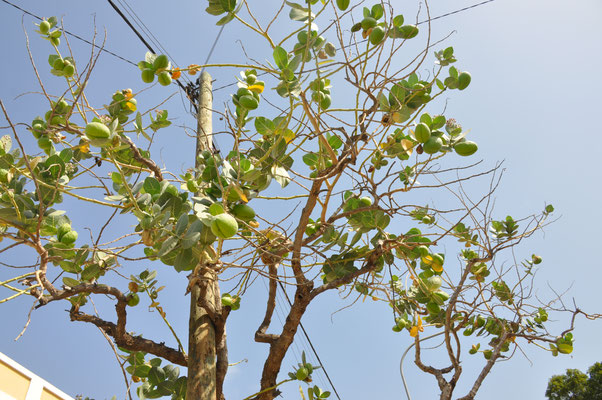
[1,1,601,399]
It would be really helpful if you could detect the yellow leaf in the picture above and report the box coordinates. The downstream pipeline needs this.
[124,101,137,112]
[29,156,42,170]
[79,142,90,153]
[401,139,414,156]
[281,129,295,144]
[247,83,264,94]
[232,185,248,203]
[410,326,418,337]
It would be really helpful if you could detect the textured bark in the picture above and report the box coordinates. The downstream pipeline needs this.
[70,307,187,366]
[255,263,279,344]
[257,283,313,400]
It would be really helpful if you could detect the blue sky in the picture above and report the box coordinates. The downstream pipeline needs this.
[1,1,602,399]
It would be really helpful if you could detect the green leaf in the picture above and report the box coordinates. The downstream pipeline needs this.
[174,248,195,272]
[378,92,390,112]
[182,219,203,249]
[133,365,152,378]
[289,6,313,21]
[148,366,166,386]
[62,277,80,287]
[449,66,459,79]
[216,12,236,25]
[327,133,343,150]
[302,152,319,167]
[44,154,65,179]
[81,264,101,282]
[143,177,161,195]
[175,213,189,235]
[60,261,81,274]
[398,25,419,39]
[157,236,178,257]
[149,358,162,368]
[273,46,289,70]
[48,54,60,67]
[432,115,446,129]
[336,0,350,11]
[111,172,122,184]
[288,54,302,72]
[206,1,226,16]
[371,4,384,19]
[173,377,187,399]
[285,1,309,10]
[59,148,73,163]
[163,364,180,381]
[255,117,275,136]
[219,0,236,12]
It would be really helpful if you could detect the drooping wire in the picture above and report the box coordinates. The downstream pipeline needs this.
[113,0,193,86]
[274,284,331,392]
[1,0,137,66]
[417,0,495,25]
[200,25,226,74]
[209,0,495,93]
[105,0,224,152]
[105,0,191,95]
[277,282,343,400]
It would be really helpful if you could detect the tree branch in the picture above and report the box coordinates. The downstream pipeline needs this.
[70,308,187,366]
[255,263,280,344]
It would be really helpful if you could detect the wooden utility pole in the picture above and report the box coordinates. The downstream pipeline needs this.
[187,71,217,399]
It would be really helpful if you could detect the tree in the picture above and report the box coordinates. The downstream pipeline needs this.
[546,363,602,400]
[0,1,598,400]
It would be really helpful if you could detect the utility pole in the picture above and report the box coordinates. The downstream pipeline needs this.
[187,71,217,399]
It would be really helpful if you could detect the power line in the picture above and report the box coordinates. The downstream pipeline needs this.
[202,25,226,72]
[106,0,157,56]
[113,0,194,86]
[417,0,495,25]
[211,0,495,93]
[1,0,137,66]
[105,0,197,98]
[278,281,343,400]
[105,0,226,154]
[274,285,331,392]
